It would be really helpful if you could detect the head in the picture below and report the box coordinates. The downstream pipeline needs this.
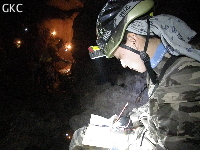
[95,0,155,73]
[92,0,200,84]
[114,31,161,73]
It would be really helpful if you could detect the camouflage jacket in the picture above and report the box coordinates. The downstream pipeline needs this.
[146,53,200,149]
[69,53,200,150]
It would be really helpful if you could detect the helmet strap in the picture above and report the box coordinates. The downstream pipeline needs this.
[119,42,158,85]
[120,16,158,85]
[143,17,151,53]
[141,16,158,85]
[119,44,140,55]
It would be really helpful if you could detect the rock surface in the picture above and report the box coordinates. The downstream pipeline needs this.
[69,70,148,131]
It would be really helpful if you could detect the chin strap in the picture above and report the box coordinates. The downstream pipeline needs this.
[120,16,158,85]
[140,51,158,85]
[142,17,158,85]
[119,44,140,55]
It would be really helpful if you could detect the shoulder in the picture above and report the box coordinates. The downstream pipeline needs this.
[162,56,200,86]
[155,56,200,103]
[170,56,200,75]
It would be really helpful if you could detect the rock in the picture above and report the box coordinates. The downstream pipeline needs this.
[69,70,148,131]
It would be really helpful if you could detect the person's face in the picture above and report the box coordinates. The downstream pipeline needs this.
[114,33,146,73]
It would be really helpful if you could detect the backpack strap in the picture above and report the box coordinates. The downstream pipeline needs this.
[149,55,178,97]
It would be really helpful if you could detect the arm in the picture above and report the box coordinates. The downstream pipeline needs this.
[149,56,200,149]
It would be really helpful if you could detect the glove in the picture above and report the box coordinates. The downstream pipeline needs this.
[129,112,143,129]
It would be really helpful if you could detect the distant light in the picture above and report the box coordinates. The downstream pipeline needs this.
[59,68,71,75]
[65,44,72,51]
[67,45,72,49]
[14,39,22,48]
[66,133,71,139]
[51,31,56,36]
[25,28,28,31]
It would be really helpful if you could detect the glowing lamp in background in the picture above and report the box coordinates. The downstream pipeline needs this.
[66,133,71,139]
[65,44,72,51]
[51,31,56,36]
[14,39,22,48]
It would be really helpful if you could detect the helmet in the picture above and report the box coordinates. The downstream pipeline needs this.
[96,0,154,58]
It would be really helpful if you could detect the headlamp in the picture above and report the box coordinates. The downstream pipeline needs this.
[88,46,106,59]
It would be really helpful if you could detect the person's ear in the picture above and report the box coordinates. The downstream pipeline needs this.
[127,33,137,42]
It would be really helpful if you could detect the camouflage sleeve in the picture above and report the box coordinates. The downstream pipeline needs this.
[69,126,87,150]
[152,57,200,103]
[149,56,200,149]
